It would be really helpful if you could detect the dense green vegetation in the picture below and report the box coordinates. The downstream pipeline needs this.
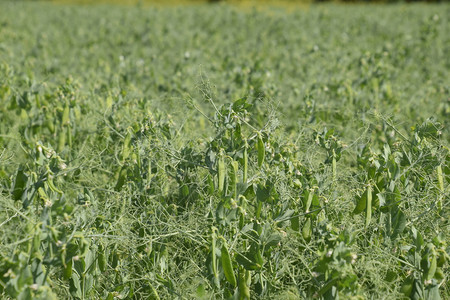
[0,1,449,299]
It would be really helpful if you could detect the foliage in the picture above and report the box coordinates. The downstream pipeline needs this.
[0,2,449,299]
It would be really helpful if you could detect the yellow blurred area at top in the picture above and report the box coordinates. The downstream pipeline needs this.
[50,0,313,8]
[51,0,204,4]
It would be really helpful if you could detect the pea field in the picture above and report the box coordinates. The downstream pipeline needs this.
[0,1,449,299]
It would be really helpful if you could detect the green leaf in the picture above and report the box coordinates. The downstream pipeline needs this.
[256,183,270,203]
[353,190,366,214]
[274,209,294,222]
[424,284,441,300]
[17,288,32,300]
[411,227,424,251]
[264,233,282,250]
[232,97,252,112]
[235,253,261,271]
[391,208,406,239]
[17,266,32,291]
[12,166,27,201]
[69,272,82,299]
[30,259,45,286]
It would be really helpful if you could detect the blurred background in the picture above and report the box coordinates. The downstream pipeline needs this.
[18,0,449,4]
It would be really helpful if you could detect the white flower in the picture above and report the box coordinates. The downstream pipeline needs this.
[3,269,15,278]
[230,199,238,209]
[46,149,55,159]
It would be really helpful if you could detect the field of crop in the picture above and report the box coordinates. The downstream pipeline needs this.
[0,1,449,299]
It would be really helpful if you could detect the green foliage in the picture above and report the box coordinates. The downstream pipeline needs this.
[0,2,449,299]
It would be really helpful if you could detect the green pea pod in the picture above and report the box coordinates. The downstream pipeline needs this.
[45,116,55,134]
[148,282,160,300]
[211,230,219,287]
[98,245,107,272]
[33,230,41,254]
[58,127,66,152]
[221,243,237,287]
[257,134,265,168]
[245,269,251,286]
[425,254,437,280]
[61,103,70,126]
[302,218,312,242]
[291,215,300,231]
[67,124,72,148]
[437,165,444,192]
[218,154,225,194]
[64,258,73,280]
[365,186,372,228]
[47,176,63,194]
[111,251,119,269]
[231,160,238,199]
[305,189,314,213]
[37,187,48,201]
[332,154,337,182]
[243,145,248,183]
[122,129,132,162]
[239,212,245,230]
[238,268,250,300]
[434,267,444,280]
[114,166,127,191]
[437,165,443,210]
[207,173,215,194]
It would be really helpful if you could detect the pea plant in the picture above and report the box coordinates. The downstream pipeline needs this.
[0,3,449,299]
